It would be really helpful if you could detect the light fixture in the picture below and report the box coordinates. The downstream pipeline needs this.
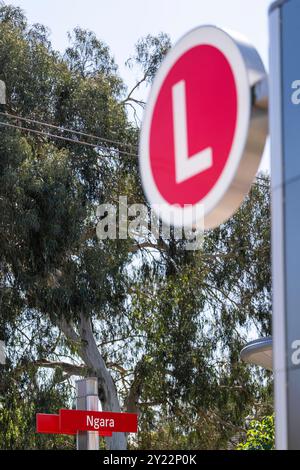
[240,337,273,371]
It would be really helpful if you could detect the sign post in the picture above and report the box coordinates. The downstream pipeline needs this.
[36,390,138,448]
[0,80,5,105]
[76,377,99,451]
[0,340,5,366]
[36,408,138,437]
[269,0,300,450]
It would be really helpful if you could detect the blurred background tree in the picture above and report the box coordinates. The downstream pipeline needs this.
[0,3,272,450]
[237,415,275,450]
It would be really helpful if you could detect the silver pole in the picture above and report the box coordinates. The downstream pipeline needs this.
[269,1,287,450]
[0,340,5,366]
[76,377,99,450]
[0,80,6,105]
[269,0,300,450]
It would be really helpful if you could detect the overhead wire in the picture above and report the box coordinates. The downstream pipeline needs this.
[0,111,138,150]
[0,111,271,187]
[0,116,138,159]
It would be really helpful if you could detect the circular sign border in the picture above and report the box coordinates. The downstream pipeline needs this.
[139,25,252,229]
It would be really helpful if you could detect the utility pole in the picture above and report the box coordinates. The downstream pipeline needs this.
[76,377,99,450]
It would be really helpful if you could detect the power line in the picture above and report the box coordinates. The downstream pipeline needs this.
[0,120,138,158]
[0,120,97,148]
[0,111,138,152]
[0,112,272,185]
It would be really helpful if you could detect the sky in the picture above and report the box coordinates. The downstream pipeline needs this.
[7,0,274,171]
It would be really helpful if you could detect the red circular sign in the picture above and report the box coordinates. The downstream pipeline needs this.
[139,26,265,229]
[150,45,237,206]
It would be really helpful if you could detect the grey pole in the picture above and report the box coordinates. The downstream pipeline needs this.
[0,80,6,105]
[269,0,300,450]
[76,377,99,450]
[0,340,5,366]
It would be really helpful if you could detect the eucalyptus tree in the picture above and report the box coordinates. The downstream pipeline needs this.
[0,4,271,450]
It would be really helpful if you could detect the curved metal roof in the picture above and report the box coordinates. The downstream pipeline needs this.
[240,337,273,371]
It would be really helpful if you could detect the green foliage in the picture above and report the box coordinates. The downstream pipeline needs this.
[237,416,275,450]
[0,368,74,449]
[126,32,171,82]
[0,3,272,450]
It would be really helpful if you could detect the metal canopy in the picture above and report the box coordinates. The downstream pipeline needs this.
[240,337,273,371]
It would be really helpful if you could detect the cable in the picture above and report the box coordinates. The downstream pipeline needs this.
[0,120,138,159]
[0,113,272,182]
[0,111,138,150]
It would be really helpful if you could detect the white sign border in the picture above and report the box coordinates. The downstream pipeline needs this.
[139,25,251,228]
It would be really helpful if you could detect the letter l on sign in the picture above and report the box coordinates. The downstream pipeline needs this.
[172,80,213,183]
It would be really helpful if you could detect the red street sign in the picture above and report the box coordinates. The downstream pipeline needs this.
[36,414,69,435]
[36,409,138,437]
[59,409,137,434]
[139,25,267,229]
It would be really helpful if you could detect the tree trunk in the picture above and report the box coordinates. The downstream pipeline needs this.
[58,315,127,450]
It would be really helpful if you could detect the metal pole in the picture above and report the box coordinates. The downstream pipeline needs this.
[0,80,6,105]
[76,377,99,450]
[269,0,300,450]
[0,340,5,366]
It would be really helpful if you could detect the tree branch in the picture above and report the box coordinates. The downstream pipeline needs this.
[124,358,145,414]
[56,317,81,344]
[120,73,148,105]
[31,359,87,376]
[13,358,88,379]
